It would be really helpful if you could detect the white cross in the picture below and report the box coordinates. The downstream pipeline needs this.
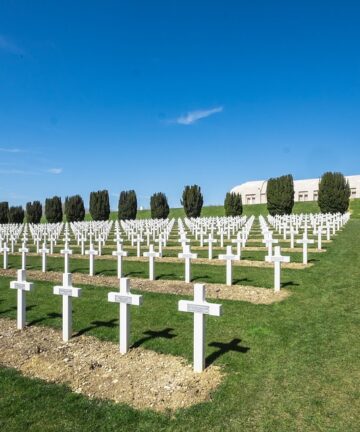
[108,278,143,354]
[178,245,198,283]
[178,284,222,372]
[204,234,217,260]
[1,242,10,269]
[85,244,98,276]
[10,269,34,329]
[231,232,243,258]
[143,244,160,281]
[218,245,238,286]
[265,246,290,292]
[39,243,49,273]
[262,233,278,259]
[135,235,143,258]
[60,245,73,273]
[315,227,325,251]
[289,226,296,249]
[296,233,314,264]
[53,273,81,341]
[19,243,29,271]
[112,243,128,279]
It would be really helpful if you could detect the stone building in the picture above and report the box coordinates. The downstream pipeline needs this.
[231,175,360,205]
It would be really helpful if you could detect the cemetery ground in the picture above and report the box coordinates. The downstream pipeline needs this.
[0,209,359,430]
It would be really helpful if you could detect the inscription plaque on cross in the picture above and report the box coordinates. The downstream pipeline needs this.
[53,273,81,341]
[10,270,34,329]
[178,284,222,372]
[108,278,143,354]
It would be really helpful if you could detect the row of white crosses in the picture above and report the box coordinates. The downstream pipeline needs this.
[10,268,222,373]
[183,215,248,249]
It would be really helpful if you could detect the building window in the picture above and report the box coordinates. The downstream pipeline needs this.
[351,188,357,198]
[298,191,308,202]
[246,194,256,204]
[313,191,318,201]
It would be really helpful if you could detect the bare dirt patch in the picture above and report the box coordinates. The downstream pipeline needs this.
[0,318,223,412]
[0,269,289,304]
[18,252,313,269]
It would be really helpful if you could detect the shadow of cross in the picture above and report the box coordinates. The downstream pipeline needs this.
[74,318,118,337]
[206,338,250,367]
[131,327,176,348]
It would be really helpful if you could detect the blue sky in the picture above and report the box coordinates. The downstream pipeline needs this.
[0,1,359,209]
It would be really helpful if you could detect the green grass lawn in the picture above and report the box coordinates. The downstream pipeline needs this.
[0,218,359,430]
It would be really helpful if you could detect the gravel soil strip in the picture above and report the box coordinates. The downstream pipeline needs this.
[0,318,222,412]
[0,269,289,304]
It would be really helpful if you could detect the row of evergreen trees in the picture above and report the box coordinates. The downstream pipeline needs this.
[265,172,351,216]
[0,173,351,223]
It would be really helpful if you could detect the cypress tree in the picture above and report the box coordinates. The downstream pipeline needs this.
[89,190,110,221]
[318,172,350,214]
[118,190,137,220]
[224,192,243,216]
[65,195,85,222]
[181,185,203,218]
[26,200,42,224]
[266,174,295,216]
[8,206,24,223]
[45,196,63,223]
[0,202,9,224]
[150,192,170,219]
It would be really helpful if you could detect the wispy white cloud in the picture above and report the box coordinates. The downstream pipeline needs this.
[47,168,63,175]
[174,106,223,125]
[0,35,24,56]
[0,147,22,153]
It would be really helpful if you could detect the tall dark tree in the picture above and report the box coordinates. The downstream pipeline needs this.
[266,174,295,216]
[65,195,85,222]
[8,206,24,224]
[45,196,63,223]
[318,172,351,214]
[89,190,110,221]
[150,192,170,219]
[0,202,9,224]
[224,192,243,216]
[118,190,137,220]
[181,185,203,218]
[26,201,42,224]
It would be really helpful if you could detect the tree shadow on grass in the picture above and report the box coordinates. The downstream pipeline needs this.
[28,312,62,326]
[131,327,176,349]
[206,338,250,367]
[74,318,118,337]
